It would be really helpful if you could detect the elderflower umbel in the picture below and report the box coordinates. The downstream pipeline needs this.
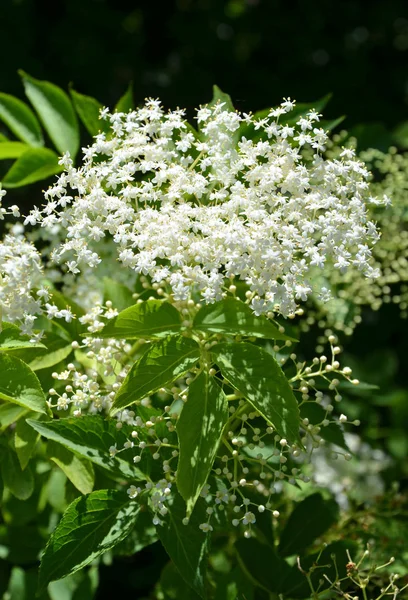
[27,99,383,316]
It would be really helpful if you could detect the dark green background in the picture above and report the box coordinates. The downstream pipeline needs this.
[1,0,408,127]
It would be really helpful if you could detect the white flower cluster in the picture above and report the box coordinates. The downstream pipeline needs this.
[26,98,383,316]
[0,229,44,333]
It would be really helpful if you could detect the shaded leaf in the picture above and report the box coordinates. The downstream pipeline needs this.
[0,403,28,431]
[278,493,339,557]
[0,92,43,146]
[14,412,42,469]
[193,298,295,340]
[111,335,200,415]
[47,440,95,494]
[2,147,63,188]
[300,402,349,451]
[113,508,158,556]
[236,537,291,593]
[177,370,228,515]
[38,489,140,593]
[1,447,34,499]
[20,71,79,158]
[156,490,209,598]
[211,342,301,444]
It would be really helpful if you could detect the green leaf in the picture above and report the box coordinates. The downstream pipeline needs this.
[158,562,202,600]
[0,353,48,414]
[14,412,42,469]
[0,403,28,431]
[38,489,140,593]
[115,83,134,113]
[278,493,339,557]
[28,332,73,371]
[5,567,26,600]
[113,508,158,556]
[319,115,346,132]
[48,289,86,340]
[393,120,408,149]
[70,88,106,137]
[111,335,200,415]
[193,298,295,340]
[300,402,349,451]
[48,567,99,600]
[208,85,235,112]
[0,92,44,146]
[0,321,47,352]
[156,490,209,598]
[211,343,301,444]
[96,299,182,339]
[103,277,135,311]
[177,370,228,516]
[281,93,332,125]
[0,141,31,159]
[27,415,147,480]
[20,71,80,158]
[1,447,34,499]
[236,537,291,593]
[2,147,63,188]
[47,440,95,495]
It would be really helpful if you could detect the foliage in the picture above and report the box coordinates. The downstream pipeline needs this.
[0,81,406,600]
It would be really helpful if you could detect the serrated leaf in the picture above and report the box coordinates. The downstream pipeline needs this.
[14,412,42,469]
[211,343,301,444]
[47,440,95,495]
[0,92,43,146]
[1,447,34,499]
[2,147,63,188]
[96,300,182,340]
[177,370,228,516]
[278,493,339,557]
[0,353,48,414]
[115,83,133,113]
[38,489,140,593]
[0,321,47,352]
[0,141,31,159]
[111,335,200,415]
[20,71,79,158]
[193,298,295,340]
[156,490,209,598]
[70,88,107,137]
[27,415,147,480]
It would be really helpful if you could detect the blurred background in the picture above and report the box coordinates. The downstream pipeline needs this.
[1,0,408,128]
